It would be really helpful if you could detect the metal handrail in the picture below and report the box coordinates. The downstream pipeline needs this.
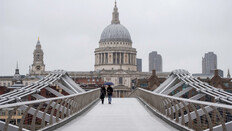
[136,88,232,131]
[0,88,99,109]
[0,88,100,131]
[141,88,232,109]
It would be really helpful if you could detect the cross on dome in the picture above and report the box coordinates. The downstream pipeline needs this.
[36,36,41,46]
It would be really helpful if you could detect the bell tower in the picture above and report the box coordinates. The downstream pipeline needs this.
[30,37,45,75]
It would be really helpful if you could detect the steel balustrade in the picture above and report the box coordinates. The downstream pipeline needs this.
[0,88,100,131]
[135,88,232,131]
[0,70,92,131]
[1,69,232,131]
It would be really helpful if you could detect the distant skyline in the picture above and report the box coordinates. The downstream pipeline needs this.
[202,52,217,74]
[0,0,232,75]
[149,51,162,72]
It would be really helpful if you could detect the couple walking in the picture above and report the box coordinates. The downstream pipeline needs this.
[100,85,113,104]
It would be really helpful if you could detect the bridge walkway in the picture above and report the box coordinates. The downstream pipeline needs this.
[56,98,177,131]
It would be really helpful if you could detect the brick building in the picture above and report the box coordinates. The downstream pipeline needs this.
[132,70,169,91]
[199,70,232,93]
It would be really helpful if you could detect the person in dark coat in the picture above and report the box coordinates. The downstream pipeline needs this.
[100,86,106,104]
[107,85,113,104]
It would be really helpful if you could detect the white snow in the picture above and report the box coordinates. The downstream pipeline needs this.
[56,98,177,131]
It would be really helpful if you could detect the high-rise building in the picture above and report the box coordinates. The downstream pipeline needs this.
[136,58,142,72]
[30,37,45,75]
[149,51,162,72]
[202,52,217,74]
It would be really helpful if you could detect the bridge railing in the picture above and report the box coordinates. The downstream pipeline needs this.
[0,88,100,131]
[135,88,232,131]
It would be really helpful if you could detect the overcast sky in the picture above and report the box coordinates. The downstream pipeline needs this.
[0,0,231,76]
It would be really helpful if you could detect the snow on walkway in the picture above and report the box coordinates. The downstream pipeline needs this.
[56,98,177,131]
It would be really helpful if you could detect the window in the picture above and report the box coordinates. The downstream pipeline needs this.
[121,53,124,64]
[140,83,148,87]
[36,66,41,70]
[113,53,116,64]
[102,53,104,63]
[128,53,131,64]
[18,110,22,115]
[171,91,175,95]
[36,54,40,61]
[224,83,229,87]
[105,53,108,64]
[117,52,120,64]
[119,77,123,85]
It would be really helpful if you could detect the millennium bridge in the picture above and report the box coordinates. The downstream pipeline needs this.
[0,70,232,131]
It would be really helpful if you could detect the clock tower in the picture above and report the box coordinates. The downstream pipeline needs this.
[30,37,45,75]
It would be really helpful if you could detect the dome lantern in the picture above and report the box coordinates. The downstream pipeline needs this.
[111,1,120,24]
[99,2,132,44]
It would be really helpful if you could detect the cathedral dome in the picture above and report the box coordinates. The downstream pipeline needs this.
[100,24,132,43]
[94,2,137,72]
[99,2,132,43]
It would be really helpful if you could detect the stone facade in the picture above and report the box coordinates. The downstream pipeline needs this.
[93,2,141,90]
[0,76,38,89]
[94,3,137,72]
[68,70,152,88]
[30,37,45,75]
[0,72,39,94]
[94,47,137,71]
[68,70,153,97]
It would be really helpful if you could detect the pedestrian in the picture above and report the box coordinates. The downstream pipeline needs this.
[100,86,106,104]
[107,85,113,104]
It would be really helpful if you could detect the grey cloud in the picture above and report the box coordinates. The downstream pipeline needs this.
[0,0,231,75]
